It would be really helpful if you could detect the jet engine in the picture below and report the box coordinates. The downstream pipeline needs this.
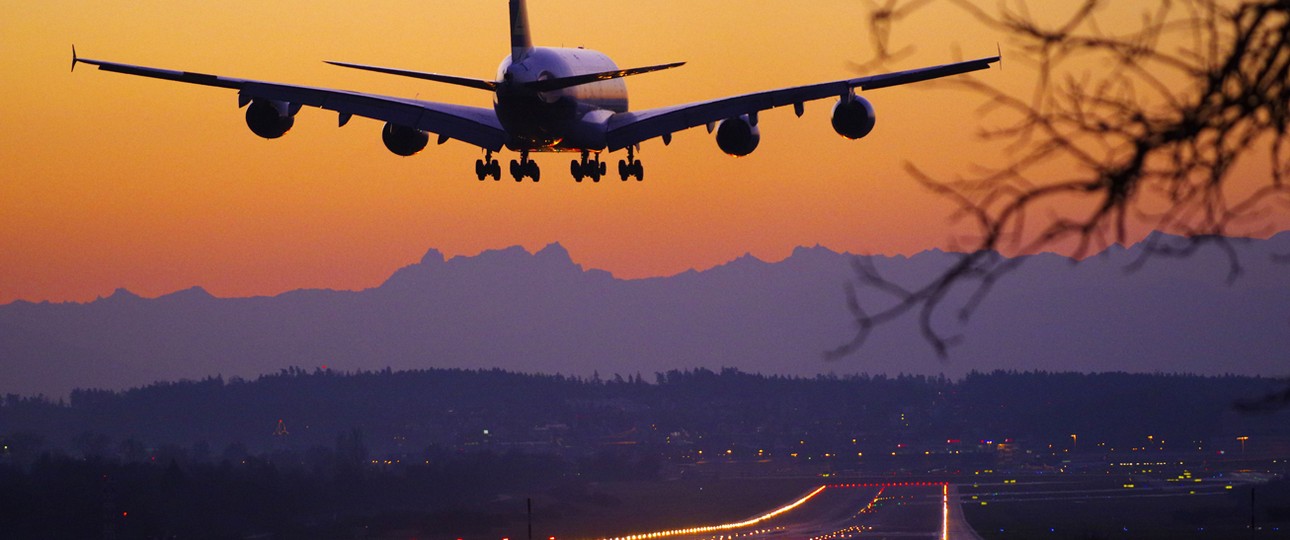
[244,99,296,139]
[831,94,876,139]
[715,115,760,157]
[381,122,429,156]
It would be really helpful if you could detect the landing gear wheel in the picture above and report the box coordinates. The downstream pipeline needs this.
[478,152,501,181]
[619,146,645,181]
[571,151,604,183]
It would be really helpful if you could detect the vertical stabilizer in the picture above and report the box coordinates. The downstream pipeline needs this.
[509,0,534,60]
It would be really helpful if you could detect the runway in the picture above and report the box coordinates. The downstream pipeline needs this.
[599,483,956,540]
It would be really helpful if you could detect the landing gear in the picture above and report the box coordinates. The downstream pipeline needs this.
[475,150,501,181]
[618,146,644,181]
[509,150,540,182]
[570,151,606,182]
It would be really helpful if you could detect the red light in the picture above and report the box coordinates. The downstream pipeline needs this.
[122,512,128,517]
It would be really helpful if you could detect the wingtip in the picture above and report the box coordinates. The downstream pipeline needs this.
[71,44,78,72]
[996,43,1003,70]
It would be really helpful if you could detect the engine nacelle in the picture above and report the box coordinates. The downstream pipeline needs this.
[715,115,761,157]
[381,122,429,157]
[831,94,876,139]
[244,99,295,139]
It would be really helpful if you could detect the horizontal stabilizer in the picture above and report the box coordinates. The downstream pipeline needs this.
[325,60,498,91]
[524,61,685,92]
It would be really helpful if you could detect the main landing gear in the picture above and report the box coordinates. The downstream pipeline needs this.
[475,150,501,181]
[570,151,608,182]
[478,148,642,183]
[509,150,540,182]
[617,146,644,181]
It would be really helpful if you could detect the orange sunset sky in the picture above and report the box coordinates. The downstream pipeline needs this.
[2,1,1281,304]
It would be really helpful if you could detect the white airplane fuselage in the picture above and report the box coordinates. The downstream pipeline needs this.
[495,47,627,151]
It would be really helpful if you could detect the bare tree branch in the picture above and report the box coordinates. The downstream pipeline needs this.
[835,0,1290,358]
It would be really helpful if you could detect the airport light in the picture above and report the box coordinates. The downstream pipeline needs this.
[600,485,828,540]
[1070,434,1077,450]
[941,484,949,540]
[1238,436,1249,453]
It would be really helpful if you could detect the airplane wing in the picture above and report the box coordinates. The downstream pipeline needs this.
[72,52,507,151]
[605,55,999,151]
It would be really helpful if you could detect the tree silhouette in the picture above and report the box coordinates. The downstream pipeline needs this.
[832,0,1289,358]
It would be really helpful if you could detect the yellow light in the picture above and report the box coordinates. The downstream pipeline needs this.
[940,485,950,540]
[599,486,829,540]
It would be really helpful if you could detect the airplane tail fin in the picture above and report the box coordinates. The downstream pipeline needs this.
[509,0,534,60]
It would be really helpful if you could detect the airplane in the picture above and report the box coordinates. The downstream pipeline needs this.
[72,0,999,183]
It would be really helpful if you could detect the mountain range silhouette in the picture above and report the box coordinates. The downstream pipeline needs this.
[3,232,1288,397]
